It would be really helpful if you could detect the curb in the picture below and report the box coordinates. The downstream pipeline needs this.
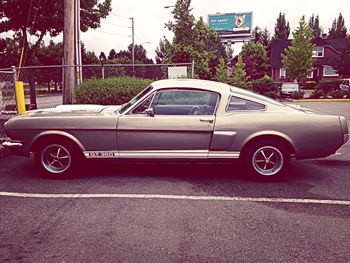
[292,99,350,102]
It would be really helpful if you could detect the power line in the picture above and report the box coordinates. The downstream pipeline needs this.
[92,30,131,37]
[103,22,129,28]
[109,13,130,19]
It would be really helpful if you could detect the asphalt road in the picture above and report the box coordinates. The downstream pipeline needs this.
[0,102,350,262]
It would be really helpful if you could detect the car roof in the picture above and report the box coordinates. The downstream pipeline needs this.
[151,79,232,95]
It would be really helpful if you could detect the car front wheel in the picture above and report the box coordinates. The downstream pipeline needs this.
[34,139,80,178]
[242,140,290,180]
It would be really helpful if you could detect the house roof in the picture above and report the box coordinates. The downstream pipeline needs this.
[270,37,348,68]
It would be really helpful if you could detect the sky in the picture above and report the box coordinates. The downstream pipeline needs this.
[2,0,350,62]
[78,0,350,61]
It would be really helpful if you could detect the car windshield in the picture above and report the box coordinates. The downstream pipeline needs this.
[119,85,153,113]
[230,87,286,107]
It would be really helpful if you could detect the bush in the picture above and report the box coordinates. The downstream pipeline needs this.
[310,88,325,99]
[303,81,317,90]
[315,79,342,94]
[252,76,279,99]
[328,89,347,99]
[292,91,304,100]
[75,77,153,105]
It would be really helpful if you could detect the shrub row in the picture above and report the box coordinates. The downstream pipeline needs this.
[75,77,153,105]
[310,79,348,99]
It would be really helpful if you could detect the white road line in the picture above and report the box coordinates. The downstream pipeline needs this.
[0,191,350,205]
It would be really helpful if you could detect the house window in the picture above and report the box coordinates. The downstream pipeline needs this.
[312,46,324,57]
[307,70,313,79]
[323,66,338,77]
[279,68,286,79]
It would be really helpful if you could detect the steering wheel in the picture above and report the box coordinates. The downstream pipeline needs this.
[189,106,200,115]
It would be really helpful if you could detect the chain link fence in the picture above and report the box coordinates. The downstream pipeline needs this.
[0,68,16,139]
[5,62,193,110]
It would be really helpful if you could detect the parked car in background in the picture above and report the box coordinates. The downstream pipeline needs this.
[340,79,350,92]
[280,82,300,98]
[2,79,349,180]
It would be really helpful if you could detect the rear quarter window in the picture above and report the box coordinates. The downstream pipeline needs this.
[227,96,265,111]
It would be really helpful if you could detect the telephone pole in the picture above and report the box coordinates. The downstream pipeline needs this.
[63,0,75,104]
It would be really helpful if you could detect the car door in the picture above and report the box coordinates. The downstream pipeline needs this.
[117,88,219,159]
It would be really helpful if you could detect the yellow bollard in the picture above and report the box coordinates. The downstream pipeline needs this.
[15,81,26,114]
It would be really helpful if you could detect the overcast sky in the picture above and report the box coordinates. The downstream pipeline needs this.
[80,0,350,61]
[3,0,350,62]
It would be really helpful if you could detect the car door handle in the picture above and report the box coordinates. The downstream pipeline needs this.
[200,118,214,124]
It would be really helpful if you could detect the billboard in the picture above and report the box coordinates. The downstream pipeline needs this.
[208,12,253,42]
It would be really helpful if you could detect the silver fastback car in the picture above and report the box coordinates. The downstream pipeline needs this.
[3,79,349,179]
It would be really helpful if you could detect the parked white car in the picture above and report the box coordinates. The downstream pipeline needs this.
[280,82,300,98]
[339,79,350,92]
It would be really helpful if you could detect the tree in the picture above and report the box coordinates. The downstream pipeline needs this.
[0,37,20,68]
[308,14,322,38]
[240,42,270,80]
[108,49,116,60]
[159,0,226,79]
[273,12,290,40]
[127,44,153,64]
[332,37,350,76]
[215,58,230,84]
[328,13,347,39]
[253,26,271,48]
[0,0,112,65]
[231,56,250,89]
[35,40,63,65]
[282,16,314,84]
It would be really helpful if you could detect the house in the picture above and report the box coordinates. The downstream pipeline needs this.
[271,37,348,83]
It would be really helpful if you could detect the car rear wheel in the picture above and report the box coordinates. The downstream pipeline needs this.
[242,140,290,180]
[34,139,81,178]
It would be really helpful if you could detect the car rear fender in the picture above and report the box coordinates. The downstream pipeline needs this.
[240,130,296,156]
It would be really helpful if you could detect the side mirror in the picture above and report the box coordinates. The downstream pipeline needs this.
[144,107,155,117]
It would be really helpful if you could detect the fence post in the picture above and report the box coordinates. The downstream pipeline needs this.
[11,66,17,84]
[12,66,26,114]
[191,60,195,79]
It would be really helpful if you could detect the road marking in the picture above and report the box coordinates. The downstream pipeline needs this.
[0,191,350,205]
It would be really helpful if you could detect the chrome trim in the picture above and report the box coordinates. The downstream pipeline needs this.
[2,141,23,147]
[208,151,240,159]
[84,151,119,158]
[213,131,237,136]
[119,150,208,159]
[84,150,240,159]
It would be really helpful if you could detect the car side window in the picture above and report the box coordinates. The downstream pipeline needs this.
[227,96,265,111]
[132,94,154,114]
[150,89,219,116]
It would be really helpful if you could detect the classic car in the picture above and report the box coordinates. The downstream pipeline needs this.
[2,79,349,179]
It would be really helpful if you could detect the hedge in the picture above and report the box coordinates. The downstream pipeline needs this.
[252,75,279,99]
[75,77,153,105]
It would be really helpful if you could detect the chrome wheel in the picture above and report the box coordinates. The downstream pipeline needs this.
[252,146,284,176]
[41,144,71,174]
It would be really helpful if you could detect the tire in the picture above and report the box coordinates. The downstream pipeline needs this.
[242,139,290,180]
[34,139,81,179]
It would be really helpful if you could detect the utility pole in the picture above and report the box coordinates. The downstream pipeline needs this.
[63,0,75,104]
[74,0,82,85]
[130,17,135,75]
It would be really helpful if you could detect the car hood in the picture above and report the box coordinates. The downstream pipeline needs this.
[24,104,122,117]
